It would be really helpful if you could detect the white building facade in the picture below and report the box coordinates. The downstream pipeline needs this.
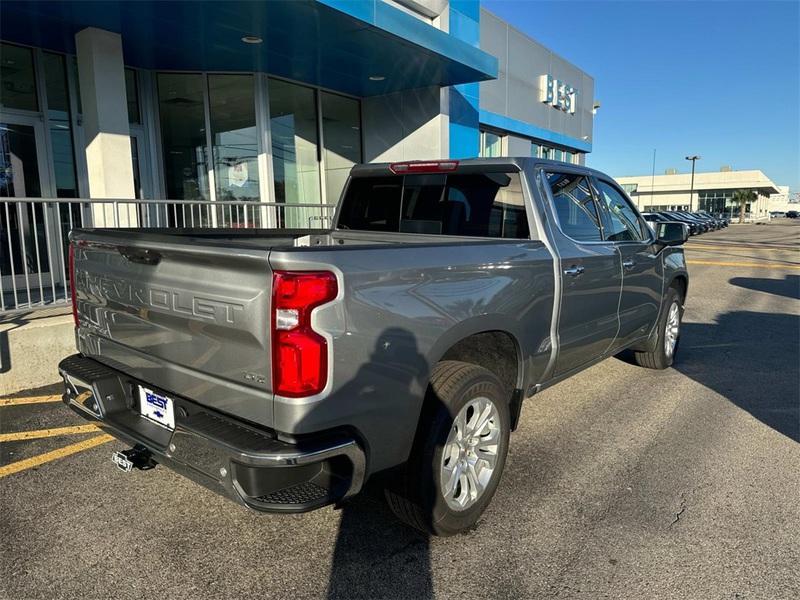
[615,169,781,220]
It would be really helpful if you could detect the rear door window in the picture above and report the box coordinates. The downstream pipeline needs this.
[337,171,530,239]
[545,171,603,242]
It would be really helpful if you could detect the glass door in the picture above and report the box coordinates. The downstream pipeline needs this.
[0,114,60,304]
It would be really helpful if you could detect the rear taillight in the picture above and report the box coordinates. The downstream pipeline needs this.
[271,271,338,398]
[68,243,79,327]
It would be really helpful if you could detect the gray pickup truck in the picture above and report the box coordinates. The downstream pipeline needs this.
[59,158,688,535]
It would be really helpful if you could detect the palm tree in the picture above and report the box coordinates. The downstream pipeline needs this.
[732,189,757,223]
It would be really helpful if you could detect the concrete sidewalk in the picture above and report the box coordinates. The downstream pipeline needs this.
[0,309,74,396]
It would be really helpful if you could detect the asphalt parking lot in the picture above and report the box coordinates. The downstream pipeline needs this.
[2,222,798,600]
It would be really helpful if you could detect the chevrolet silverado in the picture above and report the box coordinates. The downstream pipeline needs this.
[59,158,689,535]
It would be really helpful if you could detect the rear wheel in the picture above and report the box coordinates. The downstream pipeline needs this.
[634,287,683,369]
[385,361,511,536]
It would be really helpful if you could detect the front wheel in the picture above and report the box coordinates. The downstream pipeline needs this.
[385,361,511,536]
[634,287,683,369]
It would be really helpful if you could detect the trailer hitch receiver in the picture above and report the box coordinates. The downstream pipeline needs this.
[112,445,157,472]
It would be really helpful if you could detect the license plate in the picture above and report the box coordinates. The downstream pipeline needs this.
[138,386,175,430]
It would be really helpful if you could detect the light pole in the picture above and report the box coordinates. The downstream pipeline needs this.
[685,155,700,210]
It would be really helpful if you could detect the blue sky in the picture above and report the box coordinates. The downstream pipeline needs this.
[481,0,800,192]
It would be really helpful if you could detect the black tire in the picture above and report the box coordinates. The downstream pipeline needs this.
[634,287,683,370]
[385,360,511,536]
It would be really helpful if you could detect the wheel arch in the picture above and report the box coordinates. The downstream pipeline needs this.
[424,320,526,431]
[669,273,689,303]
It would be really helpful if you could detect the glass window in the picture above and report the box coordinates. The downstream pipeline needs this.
[71,56,82,114]
[208,74,259,204]
[0,123,49,276]
[541,146,551,160]
[595,179,646,241]
[0,123,42,197]
[546,172,603,242]
[0,44,38,111]
[157,73,210,200]
[337,172,529,239]
[564,151,572,164]
[269,78,321,227]
[42,52,78,198]
[130,137,142,199]
[445,173,528,238]
[321,91,361,204]
[43,53,69,117]
[125,68,140,124]
[481,131,502,157]
[553,148,563,162]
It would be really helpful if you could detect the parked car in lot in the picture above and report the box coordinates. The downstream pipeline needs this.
[59,158,689,535]
[787,210,799,219]
[663,211,709,233]
[672,211,711,232]
[686,211,720,230]
[699,210,728,227]
[654,211,701,235]
[642,211,694,234]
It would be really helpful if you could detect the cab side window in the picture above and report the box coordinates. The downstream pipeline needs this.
[595,180,647,241]
[545,172,603,242]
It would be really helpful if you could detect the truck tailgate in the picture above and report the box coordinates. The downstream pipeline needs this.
[72,230,274,426]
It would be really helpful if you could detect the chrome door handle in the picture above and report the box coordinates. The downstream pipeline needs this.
[622,259,635,269]
[563,265,585,277]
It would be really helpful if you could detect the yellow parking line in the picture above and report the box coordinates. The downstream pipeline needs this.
[687,259,800,270]
[0,424,99,443]
[0,434,114,478]
[687,243,796,252]
[0,395,61,407]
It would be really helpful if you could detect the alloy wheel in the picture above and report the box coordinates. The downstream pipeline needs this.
[440,396,501,511]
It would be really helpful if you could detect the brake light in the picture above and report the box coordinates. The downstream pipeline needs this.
[389,160,459,174]
[68,243,79,327]
[271,271,338,397]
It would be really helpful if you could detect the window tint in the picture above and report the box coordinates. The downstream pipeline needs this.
[337,177,402,232]
[337,172,529,239]
[595,180,646,241]
[546,172,603,242]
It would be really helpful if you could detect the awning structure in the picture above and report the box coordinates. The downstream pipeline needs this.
[1,0,498,97]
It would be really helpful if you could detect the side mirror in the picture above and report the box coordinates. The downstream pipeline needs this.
[655,222,689,247]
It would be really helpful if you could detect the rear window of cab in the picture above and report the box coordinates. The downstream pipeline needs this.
[337,172,530,239]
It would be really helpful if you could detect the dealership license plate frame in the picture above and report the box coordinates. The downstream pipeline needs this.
[138,386,176,430]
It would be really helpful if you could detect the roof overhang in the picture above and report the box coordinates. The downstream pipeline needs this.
[0,0,498,97]
[616,171,781,195]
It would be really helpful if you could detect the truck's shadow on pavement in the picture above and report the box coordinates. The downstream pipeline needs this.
[324,299,800,598]
[326,490,433,600]
[728,274,800,301]
[325,327,435,600]
[675,309,800,442]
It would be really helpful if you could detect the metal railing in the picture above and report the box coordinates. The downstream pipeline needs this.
[1,197,336,316]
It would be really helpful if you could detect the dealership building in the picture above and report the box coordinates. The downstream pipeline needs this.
[0,0,595,229]
[615,168,781,220]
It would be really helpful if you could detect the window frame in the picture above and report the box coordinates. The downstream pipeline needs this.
[591,176,654,244]
[479,129,504,158]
